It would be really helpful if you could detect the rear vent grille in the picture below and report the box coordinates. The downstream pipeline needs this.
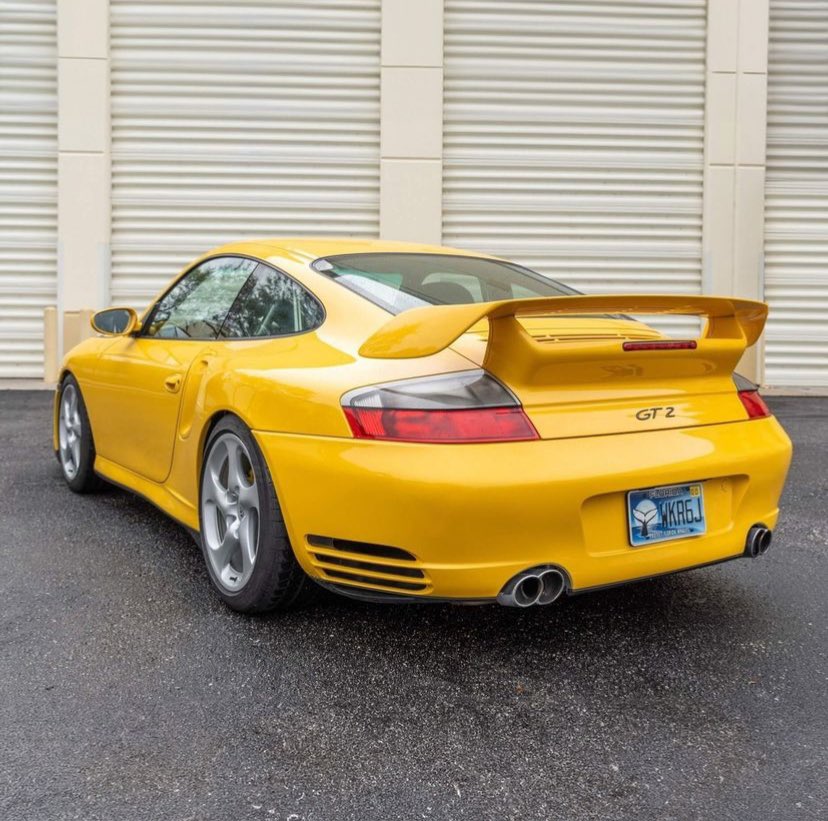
[307,535,416,561]
[314,553,425,578]
[306,535,429,593]
[322,568,426,591]
[532,332,659,344]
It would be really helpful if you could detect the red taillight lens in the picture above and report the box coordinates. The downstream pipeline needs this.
[341,369,539,443]
[738,390,771,419]
[343,406,538,443]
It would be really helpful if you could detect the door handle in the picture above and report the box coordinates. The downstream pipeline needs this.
[164,374,182,393]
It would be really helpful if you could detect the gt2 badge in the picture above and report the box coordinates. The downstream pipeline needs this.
[635,406,676,421]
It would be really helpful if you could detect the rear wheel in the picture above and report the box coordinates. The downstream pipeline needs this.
[198,416,315,613]
[57,375,104,493]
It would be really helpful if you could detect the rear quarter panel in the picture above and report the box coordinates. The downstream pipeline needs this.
[162,289,477,516]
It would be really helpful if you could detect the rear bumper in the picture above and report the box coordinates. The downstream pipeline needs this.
[254,418,792,601]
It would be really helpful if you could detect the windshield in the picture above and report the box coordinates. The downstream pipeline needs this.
[311,253,579,315]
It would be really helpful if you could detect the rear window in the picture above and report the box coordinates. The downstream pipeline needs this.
[311,253,579,315]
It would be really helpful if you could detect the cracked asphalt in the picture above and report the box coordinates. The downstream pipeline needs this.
[1,390,826,820]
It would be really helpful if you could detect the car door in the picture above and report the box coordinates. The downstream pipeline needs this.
[89,256,258,482]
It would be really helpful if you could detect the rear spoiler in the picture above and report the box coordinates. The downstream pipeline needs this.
[358,295,768,359]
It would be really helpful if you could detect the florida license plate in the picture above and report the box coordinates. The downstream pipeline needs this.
[627,482,706,547]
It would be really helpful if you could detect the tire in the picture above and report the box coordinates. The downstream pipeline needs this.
[56,375,105,493]
[198,415,316,613]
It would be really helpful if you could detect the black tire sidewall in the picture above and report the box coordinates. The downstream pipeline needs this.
[198,416,306,613]
[58,375,101,493]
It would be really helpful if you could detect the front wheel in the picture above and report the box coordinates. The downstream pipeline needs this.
[198,416,316,613]
[57,375,104,493]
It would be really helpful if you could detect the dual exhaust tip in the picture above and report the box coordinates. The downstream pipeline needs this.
[499,524,772,607]
[745,524,772,558]
[497,566,567,608]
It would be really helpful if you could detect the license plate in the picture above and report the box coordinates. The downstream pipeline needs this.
[627,482,706,547]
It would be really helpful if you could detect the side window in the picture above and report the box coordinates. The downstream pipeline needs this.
[145,256,258,339]
[219,263,324,339]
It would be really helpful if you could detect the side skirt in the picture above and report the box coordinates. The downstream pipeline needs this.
[94,455,200,535]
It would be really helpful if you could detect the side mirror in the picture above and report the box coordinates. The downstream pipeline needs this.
[91,307,140,336]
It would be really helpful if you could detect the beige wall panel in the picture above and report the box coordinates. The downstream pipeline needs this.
[707,0,740,72]
[737,73,768,165]
[57,58,108,153]
[56,0,110,363]
[382,0,443,66]
[702,0,770,382]
[58,153,110,312]
[702,165,736,292]
[734,165,766,297]
[705,73,738,165]
[43,306,58,383]
[381,67,443,159]
[380,159,442,243]
[738,0,770,72]
[58,0,108,59]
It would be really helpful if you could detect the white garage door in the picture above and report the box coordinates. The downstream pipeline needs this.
[110,0,381,309]
[764,0,828,387]
[443,0,707,336]
[0,0,56,377]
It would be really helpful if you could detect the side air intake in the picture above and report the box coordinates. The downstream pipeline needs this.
[306,535,429,593]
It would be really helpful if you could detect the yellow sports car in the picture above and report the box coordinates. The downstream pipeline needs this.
[55,239,792,612]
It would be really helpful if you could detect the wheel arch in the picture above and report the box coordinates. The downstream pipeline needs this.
[199,410,232,455]
[194,409,287,522]
[196,410,248,479]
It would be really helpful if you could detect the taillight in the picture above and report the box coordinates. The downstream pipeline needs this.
[738,390,771,420]
[341,370,539,443]
[733,373,771,420]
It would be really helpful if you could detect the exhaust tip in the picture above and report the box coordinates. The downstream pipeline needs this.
[745,524,772,559]
[497,565,569,608]
[537,569,565,605]
[513,575,543,607]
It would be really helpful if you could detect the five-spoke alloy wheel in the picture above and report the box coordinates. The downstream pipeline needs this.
[58,383,82,480]
[198,416,315,613]
[201,432,261,592]
[56,375,103,493]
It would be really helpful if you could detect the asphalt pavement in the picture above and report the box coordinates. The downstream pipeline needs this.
[1,390,826,821]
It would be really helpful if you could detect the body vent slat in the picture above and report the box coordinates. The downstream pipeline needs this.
[307,535,417,562]
[306,535,429,593]
[532,331,658,343]
[311,552,425,579]
[321,568,427,592]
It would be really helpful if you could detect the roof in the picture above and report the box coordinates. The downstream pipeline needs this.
[204,237,502,266]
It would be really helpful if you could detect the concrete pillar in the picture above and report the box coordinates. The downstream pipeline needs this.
[57,0,110,358]
[702,0,770,382]
[43,307,58,384]
[379,0,444,244]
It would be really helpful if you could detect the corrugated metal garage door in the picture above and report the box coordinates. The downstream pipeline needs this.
[110,0,381,308]
[442,0,706,335]
[0,1,56,377]
[764,0,828,387]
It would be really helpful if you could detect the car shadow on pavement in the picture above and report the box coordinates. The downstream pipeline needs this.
[46,455,775,697]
